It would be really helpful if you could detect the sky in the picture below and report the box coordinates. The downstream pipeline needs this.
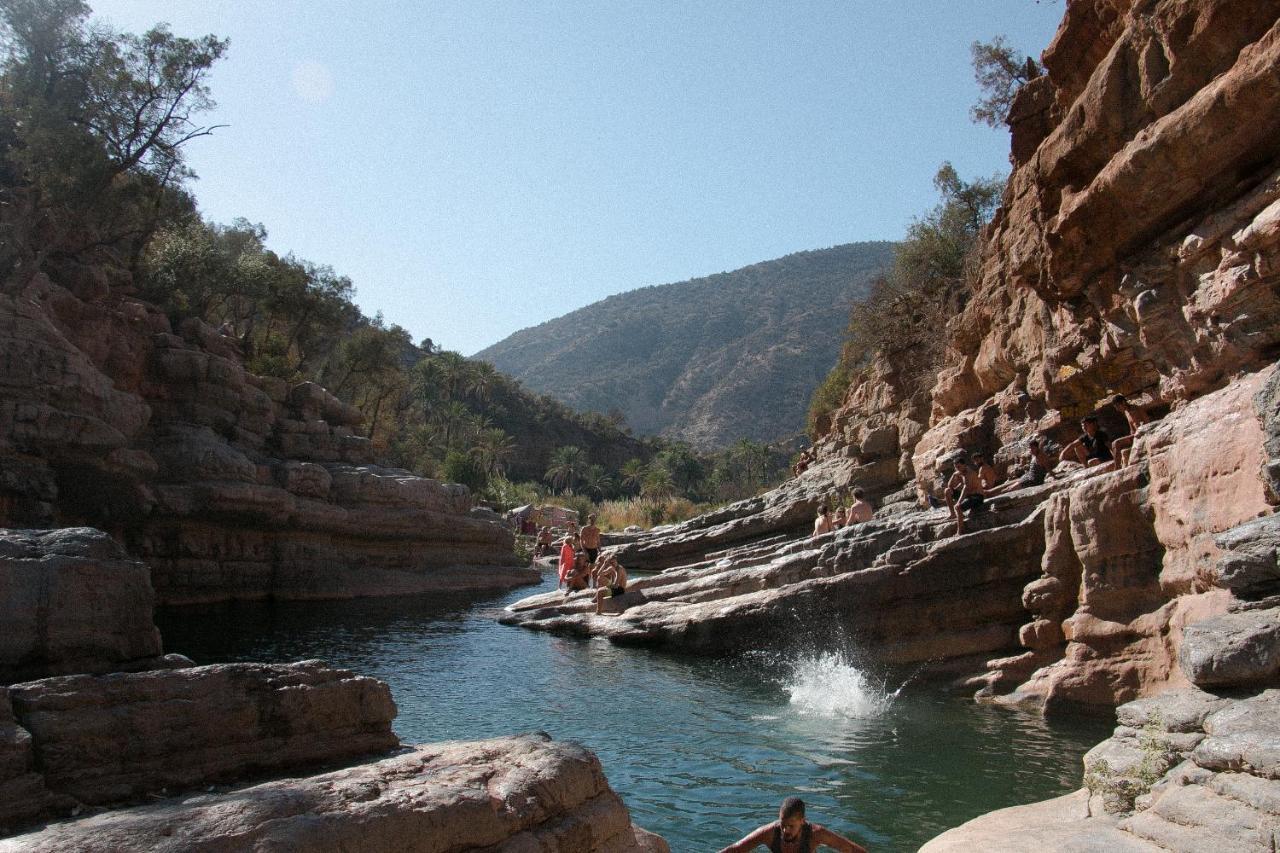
[88,1,1064,355]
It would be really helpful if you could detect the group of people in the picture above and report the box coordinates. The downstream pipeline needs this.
[554,514,630,615]
[928,394,1152,535]
[812,488,874,536]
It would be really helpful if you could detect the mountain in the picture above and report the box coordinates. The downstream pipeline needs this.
[474,242,894,448]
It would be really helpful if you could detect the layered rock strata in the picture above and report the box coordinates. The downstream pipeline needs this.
[0,734,669,853]
[0,528,165,683]
[0,274,532,603]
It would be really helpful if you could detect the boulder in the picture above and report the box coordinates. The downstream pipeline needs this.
[1179,608,1280,688]
[0,734,668,853]
[0,528,162,684]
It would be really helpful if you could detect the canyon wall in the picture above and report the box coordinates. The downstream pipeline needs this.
[0,273,533,603]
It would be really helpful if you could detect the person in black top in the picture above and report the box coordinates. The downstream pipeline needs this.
[1060,415,1113,467]
[717,797,867,852]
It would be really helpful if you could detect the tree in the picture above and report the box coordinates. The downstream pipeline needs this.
[580,464,612,499]
[619,458,646,494]
[970,36,1043,128]
[545,445,587,493]
[640,465,676,500]
[442,450,486,495]
[471,427,515,477]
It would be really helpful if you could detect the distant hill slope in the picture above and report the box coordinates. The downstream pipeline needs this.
[474,242,894,448]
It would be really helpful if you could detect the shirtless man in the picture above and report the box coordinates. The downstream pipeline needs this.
[812,505,833,537]
[593,553,629,615]
[1109,394,1150,466]
[580,514,602,566]
[563,550,591,596]
[847,487,873,524]
[1060,416,1112,467]
[534,526,553,558]
[945,456,986,535]
[718,797,866,853]
[972,453,1000,492]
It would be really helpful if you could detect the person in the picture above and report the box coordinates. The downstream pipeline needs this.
[717,797,867,853]
[971,453,1001,492]
[593,553,629,615]
[1060,415,1112,467]
[832,506,847,528]
[1109,394,1151,466]
[988,436,1056,495]
[847,487,873,524]
[812,505,833,537]
[534,526,553,558]
[557,536,577,589]
[945,455,986,535]
[581,514,602,565]
[563,550,591,596]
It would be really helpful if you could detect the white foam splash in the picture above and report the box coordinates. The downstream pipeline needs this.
[783,652,895,718]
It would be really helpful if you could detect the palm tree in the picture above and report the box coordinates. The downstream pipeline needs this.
[640,464,676,500]
[430,399,472,451]
[620,458,646,495]
[581,464,613,499]
[471,427,515,477]
[545,445,587,493]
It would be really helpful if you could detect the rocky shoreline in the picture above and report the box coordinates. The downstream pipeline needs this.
[0,527,667,851]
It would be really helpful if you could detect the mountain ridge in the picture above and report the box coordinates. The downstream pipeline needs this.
[474,241,894,448]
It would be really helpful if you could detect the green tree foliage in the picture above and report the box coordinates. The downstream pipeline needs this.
[809,164,1004,436]
[1,0,226,279]
[970,35,1044,128]
[545,445,588,493]
[441,450,487,494]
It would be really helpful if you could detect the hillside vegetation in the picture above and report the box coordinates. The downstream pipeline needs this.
[475,242,894,448]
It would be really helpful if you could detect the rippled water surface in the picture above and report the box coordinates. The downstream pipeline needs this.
[157,573,1111,852]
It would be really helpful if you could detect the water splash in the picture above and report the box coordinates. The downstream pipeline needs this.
[783,651,898,718]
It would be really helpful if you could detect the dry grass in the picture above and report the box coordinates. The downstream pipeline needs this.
[595,497,705,531]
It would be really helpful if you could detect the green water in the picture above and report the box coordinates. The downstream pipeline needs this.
[157,573,1112,852]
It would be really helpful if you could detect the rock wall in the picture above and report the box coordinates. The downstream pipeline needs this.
[0,274,533,603]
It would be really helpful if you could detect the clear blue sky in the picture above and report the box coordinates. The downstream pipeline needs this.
[90,1,1063,355]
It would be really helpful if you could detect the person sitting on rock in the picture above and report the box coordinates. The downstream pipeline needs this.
[972,452,1001,492]
[988,435,1056,496]
[832,506,847,528]
[593,553,629,615]
[812,504,833,537]
[1060,415,1113,467]
[580,513,602,566]
[534,526,553,558]
[718,796,867,853]
[1109,394,1151,466]
[847,487,873,524]
[945,456,986,535]
[557,536,577,589]
[563,550,592,596]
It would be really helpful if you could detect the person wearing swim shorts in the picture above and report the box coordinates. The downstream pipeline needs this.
[717,796,866,852]
[580,513,602,566]
[593,553,629,615]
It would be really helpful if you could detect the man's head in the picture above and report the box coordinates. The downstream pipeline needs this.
[853,487,865,500]
[954,457,969,471]
[972,453,986,465]
[1111,394,1129,409]
[779,797,806,841]
[1082,415,1100,435]
[587,514,596,523]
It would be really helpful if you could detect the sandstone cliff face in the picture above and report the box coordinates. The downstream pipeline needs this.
[0,273,532,603]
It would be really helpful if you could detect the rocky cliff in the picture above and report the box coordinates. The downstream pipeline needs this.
[505,0,1280,719]
[0,273,534,603]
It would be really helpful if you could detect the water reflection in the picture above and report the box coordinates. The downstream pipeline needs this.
[156,577,1111,853]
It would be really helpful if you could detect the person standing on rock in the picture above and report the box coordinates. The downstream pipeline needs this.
[1109,394,1151,466]
[847,488,873,524]
[945,456,986,535]
[581,514,602,566]
[718,796,867,853]
[1059,415,1113,467]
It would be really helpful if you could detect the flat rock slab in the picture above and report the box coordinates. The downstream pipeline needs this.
[1179,608,1280,688]
[0,734,669,853]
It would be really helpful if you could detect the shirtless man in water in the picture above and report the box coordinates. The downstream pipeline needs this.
[718,797,866,853]
[593,553,629,615]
